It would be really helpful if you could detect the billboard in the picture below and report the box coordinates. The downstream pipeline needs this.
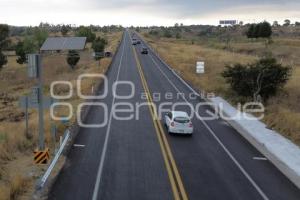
[219,20,237,25]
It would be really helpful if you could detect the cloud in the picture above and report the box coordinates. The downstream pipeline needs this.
[0,0,299,26]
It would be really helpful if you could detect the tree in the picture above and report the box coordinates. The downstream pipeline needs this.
[67,50,80,69]
[33,27,48,48]
[23,37,37,53]
[222,58,291,101]
[0,24,9,48]
[92,37,107,60]
[163,29,172,38]
[273,21,279,27]
[61,25,69,36]
[258,21,272,38]
[253,24,260,38]
[76,26,96,42]
[246,22,272,39]
[149,30,159,36]
[15,37,37,64]
[0,24,9,69]
[284,19,291,26]
[0,52,7,69]
[246,24,255,38]
[175,32,182,39]
[15,41,26,64]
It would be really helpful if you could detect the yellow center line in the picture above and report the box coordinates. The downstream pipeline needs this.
[131,41,188,200]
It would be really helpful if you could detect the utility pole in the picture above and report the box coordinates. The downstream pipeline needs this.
[37,54,45,150]
[25,96,29,137]
[28,54,45,150]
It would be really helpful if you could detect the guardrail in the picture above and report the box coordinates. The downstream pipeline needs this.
[36,129,70,189]
[33,32,126,199]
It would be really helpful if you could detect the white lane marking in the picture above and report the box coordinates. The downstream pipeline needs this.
[92,31,127,200]
[137,34,200,97]
[73,144,85,147]
[148,54,269,200]
[253,157,268,161]
[219,121,230,127]
[206,110,217,118]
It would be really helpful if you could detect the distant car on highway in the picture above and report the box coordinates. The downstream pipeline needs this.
[136,40,141,44]
[132,38,138,45]
[165,111,193,135]
[141,47,148,54]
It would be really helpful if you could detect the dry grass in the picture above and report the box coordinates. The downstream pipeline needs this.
[142,33,300,145]
[146,37,256,95]
[0,31,122,199]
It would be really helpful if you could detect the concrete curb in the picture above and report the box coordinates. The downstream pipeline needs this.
[207,97,300,189]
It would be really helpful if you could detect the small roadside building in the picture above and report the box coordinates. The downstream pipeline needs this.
[40,37,87,53]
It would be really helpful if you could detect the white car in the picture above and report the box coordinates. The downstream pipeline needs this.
[165,111,193,135]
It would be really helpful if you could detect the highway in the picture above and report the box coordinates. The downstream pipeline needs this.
[48,30,300,200]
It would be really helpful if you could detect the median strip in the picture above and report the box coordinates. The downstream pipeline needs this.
[131,39,188,200]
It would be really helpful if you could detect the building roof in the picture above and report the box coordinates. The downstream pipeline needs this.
[40,37,86,51]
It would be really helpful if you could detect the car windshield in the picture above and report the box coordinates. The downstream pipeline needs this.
[174,117,190,123]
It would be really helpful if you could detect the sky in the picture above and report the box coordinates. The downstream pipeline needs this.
[1,0,300,26]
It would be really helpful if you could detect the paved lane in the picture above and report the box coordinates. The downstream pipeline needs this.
[49,31,173,200]
[48,30,300,200]
[133,32,300,200]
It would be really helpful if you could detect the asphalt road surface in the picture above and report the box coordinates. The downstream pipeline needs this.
[48,30,300,200]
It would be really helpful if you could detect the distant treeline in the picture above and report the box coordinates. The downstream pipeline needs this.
[9,22,124,37]
[141,20,300,39]
[0,23,118,69]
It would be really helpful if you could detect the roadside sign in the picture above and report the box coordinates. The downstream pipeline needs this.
[27,54,40,78]
[93,52,105,58]
[19,96,57,109]
[196,61,205,74]
[34,148,50,164]
[61,118,69,125]
[31,86,40,104]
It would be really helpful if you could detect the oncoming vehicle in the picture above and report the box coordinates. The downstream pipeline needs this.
[165,111,193,135]
[141,47,148,54]
[132,38,137,45]
[136,40,141,44]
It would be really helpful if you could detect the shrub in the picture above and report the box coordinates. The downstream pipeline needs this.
[61,25,69,36]
[222,58,291,101]
[175,32,182,39]
[0,24,9,69]
[163,29,172,38]
[66,50,80,69]
[92,37,107,60]
[15,42,26,64]
[76,26,96,42]
[15,37,37,64]
[0,52,7,69]
[246,22,272,39]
